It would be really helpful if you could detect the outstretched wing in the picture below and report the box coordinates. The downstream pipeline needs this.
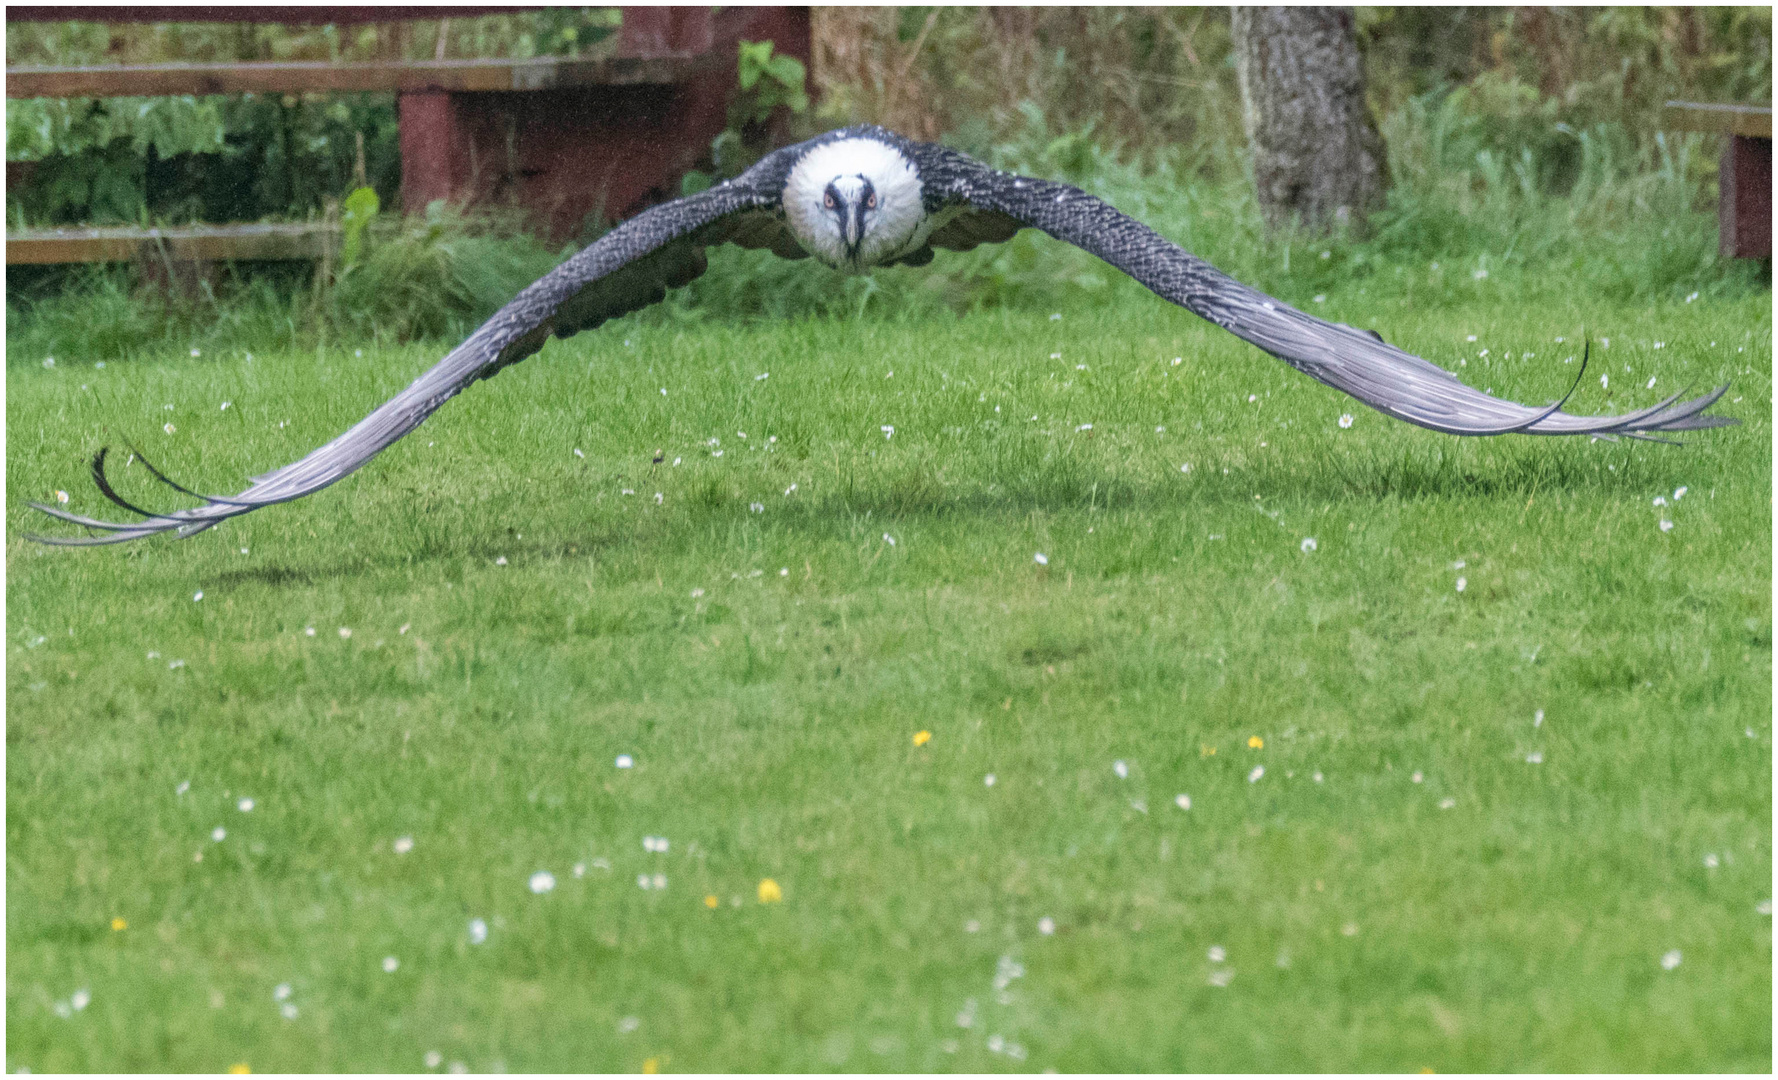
[911,143,1736,440]
[28,166,801,546]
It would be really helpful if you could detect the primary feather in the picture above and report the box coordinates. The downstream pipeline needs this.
[28,125,1736,546]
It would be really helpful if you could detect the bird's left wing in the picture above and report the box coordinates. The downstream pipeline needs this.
[28,172,794,546]
[912,144,1736,440]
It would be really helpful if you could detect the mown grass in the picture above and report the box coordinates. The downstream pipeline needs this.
[6,256,1771,1071]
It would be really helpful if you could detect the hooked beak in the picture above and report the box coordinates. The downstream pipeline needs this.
[844,202,866,258]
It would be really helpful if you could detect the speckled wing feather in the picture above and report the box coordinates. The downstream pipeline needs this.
[910,140,1736,440]
[28,166,794,546]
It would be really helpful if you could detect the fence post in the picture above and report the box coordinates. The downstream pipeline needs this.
[1721,134,1772,260]
[398,89,463,212]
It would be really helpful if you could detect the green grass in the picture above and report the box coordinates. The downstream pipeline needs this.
[7,265,1771,1071]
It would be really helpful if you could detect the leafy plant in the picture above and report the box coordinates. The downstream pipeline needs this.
[525,7,621,59]
[7,95,224,162]
[7,92,400,228]
[735,39,810,125]
[7,95,233,224]
[339,185,380,269]
[682,39,812,196]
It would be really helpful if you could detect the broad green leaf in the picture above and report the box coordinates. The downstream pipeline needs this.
[680,169,714,196]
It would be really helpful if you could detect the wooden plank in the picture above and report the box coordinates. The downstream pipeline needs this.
[6,223,338,264]
[5,55,695,99]
[1663,101,1773,139]
[5,7,535,24]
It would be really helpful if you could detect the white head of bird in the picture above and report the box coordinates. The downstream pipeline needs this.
[782,136,928,273]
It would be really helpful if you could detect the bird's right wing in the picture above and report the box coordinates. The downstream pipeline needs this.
[28,169,797,546]
[910,143,1736,441]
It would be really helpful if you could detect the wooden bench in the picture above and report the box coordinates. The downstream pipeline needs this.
[4,53,698,265]
[5,6,810,261]
[1663,100,1772,260]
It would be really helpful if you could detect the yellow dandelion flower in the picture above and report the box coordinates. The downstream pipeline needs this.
[1420,1069,1436,1075]
[757,878,783,903]
[1248,736,1264,749]
[1200,744,1217,757]
[111,917,127,931]
[642,1058,660,1074]
[229,1066,251,1075]
[704,894,719,909]
[913,730,932,747]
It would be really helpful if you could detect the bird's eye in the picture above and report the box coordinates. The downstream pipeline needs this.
[823,192,836,209]
[866,193,877,209]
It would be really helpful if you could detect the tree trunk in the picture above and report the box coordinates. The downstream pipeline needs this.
[1231,7,1384,234]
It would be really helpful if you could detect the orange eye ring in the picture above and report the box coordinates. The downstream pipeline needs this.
[865,193,877,209]
[823,192,836,209]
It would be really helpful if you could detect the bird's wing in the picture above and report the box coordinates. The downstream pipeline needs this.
[911,144,1736,440]
[28,169,799,546]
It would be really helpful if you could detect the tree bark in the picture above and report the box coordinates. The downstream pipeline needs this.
[1231,7,1384,234]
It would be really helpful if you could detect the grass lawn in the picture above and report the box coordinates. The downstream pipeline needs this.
[7,269,1771,1071]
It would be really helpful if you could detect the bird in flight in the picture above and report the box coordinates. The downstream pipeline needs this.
[29,125,1734,545]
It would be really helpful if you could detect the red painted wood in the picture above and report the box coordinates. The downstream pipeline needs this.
[1721,134,1772,260]
[399,6,811,242]
[398,90,464,215]
[617,7,716,58]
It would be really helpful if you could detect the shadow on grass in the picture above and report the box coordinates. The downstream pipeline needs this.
[793,440,1662,520]
[211,563,322,589]
[140,427,1727,592]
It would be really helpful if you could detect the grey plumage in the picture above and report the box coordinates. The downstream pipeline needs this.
[28,125,1735,546]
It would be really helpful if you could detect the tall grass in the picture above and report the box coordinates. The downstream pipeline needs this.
[810,7,1770,187]
[327,203,569,345]
[5,204,569,364]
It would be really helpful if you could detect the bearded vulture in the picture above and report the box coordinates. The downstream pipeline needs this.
[28,125,1735,545]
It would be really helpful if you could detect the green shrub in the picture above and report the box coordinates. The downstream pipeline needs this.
[7,93,402,228]
[328,201,569,345]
